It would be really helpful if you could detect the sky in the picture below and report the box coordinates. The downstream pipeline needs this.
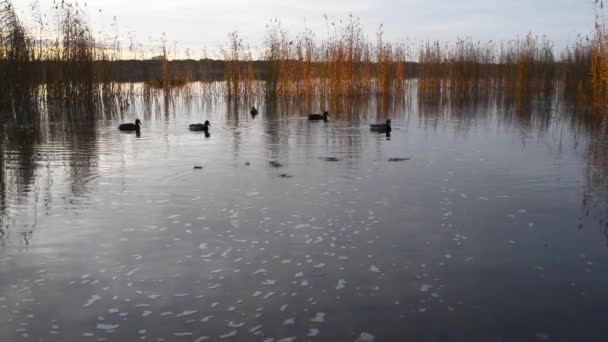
[12,0,598,58]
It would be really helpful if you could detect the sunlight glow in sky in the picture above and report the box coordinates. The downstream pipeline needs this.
[13,0,597,58]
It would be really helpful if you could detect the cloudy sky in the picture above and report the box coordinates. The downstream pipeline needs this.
[13,0,598,58]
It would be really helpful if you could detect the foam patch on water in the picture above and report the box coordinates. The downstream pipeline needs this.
[311,312,326,323]
[96,324,119,331]
[126,268,140,276]
[83,295,102,308]
[176,310,197,317]
[357,332,375,341]
[220,330,237,339]
[221,247,233,257]
[420,284,431,292]
[250,325,262,333]
[228,321,244,328]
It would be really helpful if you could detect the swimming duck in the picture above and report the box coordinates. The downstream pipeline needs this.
[308,111,329,121]
[250,106,259,115]
[370,119,391,133]
[119,119,141,131]
[189,120,211,133]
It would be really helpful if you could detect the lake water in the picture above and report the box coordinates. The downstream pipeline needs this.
[1,92,607,341]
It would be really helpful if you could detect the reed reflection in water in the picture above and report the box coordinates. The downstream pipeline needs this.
[0,86,607,341]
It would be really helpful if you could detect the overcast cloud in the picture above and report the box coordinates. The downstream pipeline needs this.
[12,0,597,58]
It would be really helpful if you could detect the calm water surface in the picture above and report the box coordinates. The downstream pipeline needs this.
[1,95,607,341]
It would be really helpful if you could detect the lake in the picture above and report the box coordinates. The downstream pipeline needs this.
[1,89,607,341]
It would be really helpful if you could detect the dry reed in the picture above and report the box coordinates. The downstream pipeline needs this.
[0,0,606,125]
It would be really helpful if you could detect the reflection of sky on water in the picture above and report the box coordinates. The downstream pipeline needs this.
[0,91,607,341]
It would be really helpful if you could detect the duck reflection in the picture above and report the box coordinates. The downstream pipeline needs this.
[0,89,607,248]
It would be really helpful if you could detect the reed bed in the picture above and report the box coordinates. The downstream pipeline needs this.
[257,16,411,99]
[0,0,607,126]
[563,0,608,124]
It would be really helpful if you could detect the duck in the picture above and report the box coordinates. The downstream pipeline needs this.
[308,111,329,121]
[189,120,211,133]
[119,119,141,132]
[250,106,259,115]
[268,160,283,168]
[370,119,391,133]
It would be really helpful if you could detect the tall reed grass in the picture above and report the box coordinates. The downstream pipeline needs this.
[0,0,607,125]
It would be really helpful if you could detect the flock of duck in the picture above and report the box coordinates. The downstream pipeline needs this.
[118,106,392,136]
